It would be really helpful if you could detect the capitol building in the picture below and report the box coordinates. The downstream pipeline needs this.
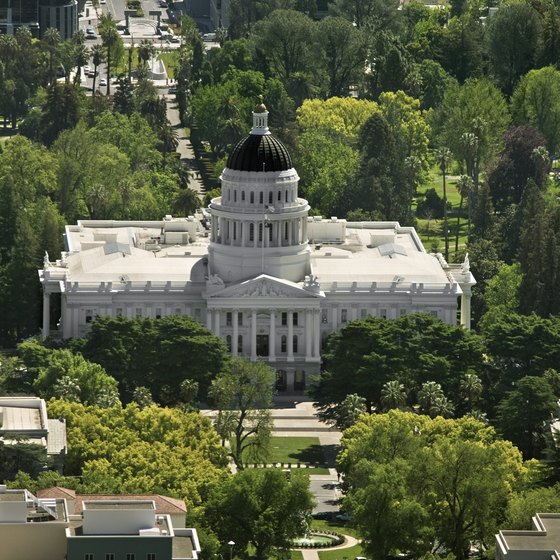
[40,103,476,393]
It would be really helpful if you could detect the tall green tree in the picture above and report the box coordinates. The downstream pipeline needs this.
[209,358,275,470]
[205,469,314,560]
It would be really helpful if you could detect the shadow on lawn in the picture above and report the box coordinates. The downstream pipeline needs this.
[289,443,339,467]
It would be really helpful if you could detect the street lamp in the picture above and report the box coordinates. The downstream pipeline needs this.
[227,540,235,560]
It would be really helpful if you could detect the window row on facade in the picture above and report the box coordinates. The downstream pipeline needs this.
[224,187,296,205]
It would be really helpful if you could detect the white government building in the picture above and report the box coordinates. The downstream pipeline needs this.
[39,103,475,393]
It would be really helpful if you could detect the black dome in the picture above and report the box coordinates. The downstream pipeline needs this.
[226,133,293,172]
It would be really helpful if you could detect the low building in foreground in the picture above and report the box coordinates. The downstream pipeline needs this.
[39,103,476,393]
[1,485,201,560]
[496,513,560,560]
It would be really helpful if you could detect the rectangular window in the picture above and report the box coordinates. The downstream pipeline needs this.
[341,309,347,323]
[226,312,232,326]
[194,308,201,320]
[281,312,287,326]
[85,309,93,323]
[321,309,328,324]
[430,310,438,318]
[360,309,368,319]
[126,555,135,560]
[106,555,115,560]
[116,308,123,317]
[399,309,407,317]
[155,308,162,319]
[85,555,94,560]
[293,312,298,326]
[238,313,243,326]
[147,553,157,560]
[135,308,142,318]
[380,309,387,319]
[281,336,287,353]
[175,307,181,315]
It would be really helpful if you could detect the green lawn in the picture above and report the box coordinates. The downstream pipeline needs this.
[414,170,470,259]
[158,51,179,77]
[290,551,304,560]
[268,436,326,465]
[318,543,364,560]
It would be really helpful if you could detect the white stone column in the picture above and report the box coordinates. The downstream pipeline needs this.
[313,309,321,358]
[206,308,213,331]
[232,309,239,355]
[72,307,80,337]
[288,220,293,245]
[214,310,220,336]
[305,309,312,359]
[254,222,258,248]
[461,291,472,329]
[251,309,257,360]
[287,310,294,360]
[303,217,308,242]
[62,300,72,339]
[269,310,276,361]
[42,292,50,340]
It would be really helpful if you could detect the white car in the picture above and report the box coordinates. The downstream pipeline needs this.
[83,65,91,73]
[99,78,107,87]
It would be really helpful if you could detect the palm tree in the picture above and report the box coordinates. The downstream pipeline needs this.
[43,27,61,85]
[99,14,120,95]
[417,381,444,415]
[429,395,454,418]
[436,146,452,262]
[137,38,156,66]
[173,188,200,216]
[459,372,483,409]
[73,31,89,85]
[454,175,473,255]
[336,393,367,429]
[91,44,105,96]
[380,380,407,411]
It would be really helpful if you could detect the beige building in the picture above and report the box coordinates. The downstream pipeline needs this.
[0,485,70,560]
[0,397,67,470]
[496,513,560,560]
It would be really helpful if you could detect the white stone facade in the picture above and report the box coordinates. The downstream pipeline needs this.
[39,108,475,393]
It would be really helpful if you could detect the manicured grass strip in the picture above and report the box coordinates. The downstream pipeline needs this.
[269,436,326,465]
[318,543,364,560]
[290,551,304,560]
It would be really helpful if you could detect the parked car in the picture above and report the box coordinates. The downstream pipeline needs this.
[99,78,107,87]
[202,32,216,41]
[170,35,180,43]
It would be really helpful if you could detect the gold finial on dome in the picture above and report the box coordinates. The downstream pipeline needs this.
[255,94,267,113]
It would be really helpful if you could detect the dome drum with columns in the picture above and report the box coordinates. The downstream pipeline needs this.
[38,98,476,395]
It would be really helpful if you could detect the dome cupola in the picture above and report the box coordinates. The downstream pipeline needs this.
[226,96,293,172]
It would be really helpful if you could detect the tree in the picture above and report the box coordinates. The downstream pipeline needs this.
[317,16,367,98]
[250,10,318,83]
[90,44,105,96]
[31,348,119,407]
[486,2,542,96]
[47,399,228,505]
[311,314,485,415]
[417,381,446,417]
[99,14,121,96]
[316,392,367,429]
[497,376,557,459]
[205,469,314,560]
[511,67,560,156]
[458,372,483,410]
[80,315,229,402]
[436,146,453,261]
[338,411,524,560]
[209,358,275,470]
[42,28,61,85]
[455,175,473,253]
[380,380,407,411]
[329,0,400,31]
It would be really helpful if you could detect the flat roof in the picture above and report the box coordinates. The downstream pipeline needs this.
[499,514,560,551]
[1,406,41,431]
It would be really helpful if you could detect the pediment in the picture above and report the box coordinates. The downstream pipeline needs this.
[207,274,322,299]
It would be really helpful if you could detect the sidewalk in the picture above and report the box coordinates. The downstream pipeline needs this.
[297,534,359,560]
[163,91,206,197]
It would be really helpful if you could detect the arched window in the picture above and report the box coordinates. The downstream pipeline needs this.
[269,191,273,204]
[285,190,288,202]
[242,191,245,201]
[281,335,287,353]
[278,190,281,201]
[226,335,232,352]
[238,335,243,352]
[250,192,254,204]
[284,222,288,240]
[249,223,254,242]
[258,223,263,242]
[293,335,298,353]
[234,190,237,202]
[259,192,264,204]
